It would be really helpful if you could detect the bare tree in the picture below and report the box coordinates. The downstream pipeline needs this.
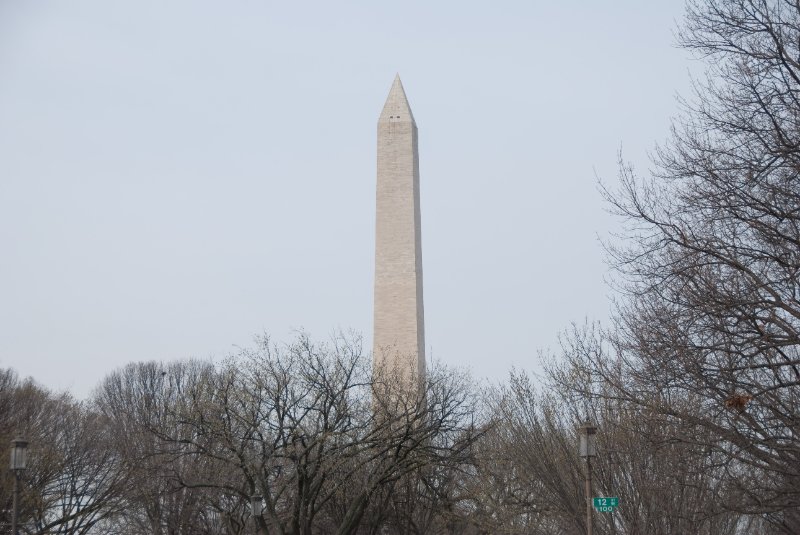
[94,358,233,535]
[0,369,130,534]
[468,360,752,535]
[94,333,482,535]
[545,0,800,530]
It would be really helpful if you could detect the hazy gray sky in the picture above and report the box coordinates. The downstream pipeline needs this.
[0,1,693,398]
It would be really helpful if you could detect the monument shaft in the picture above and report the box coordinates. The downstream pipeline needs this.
[373,76,425,383]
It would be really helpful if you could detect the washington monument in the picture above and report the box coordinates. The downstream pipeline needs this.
[373,75,426,386]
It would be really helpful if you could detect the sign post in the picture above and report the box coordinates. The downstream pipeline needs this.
[592,497,619,513]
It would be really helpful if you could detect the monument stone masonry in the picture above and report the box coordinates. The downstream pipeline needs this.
[373,75,426,387]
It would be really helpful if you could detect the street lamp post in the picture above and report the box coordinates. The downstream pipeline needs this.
[578,422,597,535]
[10,438,28,535]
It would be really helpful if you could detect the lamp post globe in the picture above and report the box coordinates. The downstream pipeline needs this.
[251,494,263,534]
[578,422,597,459]
[577,422,598,535]
[10,438,28,471]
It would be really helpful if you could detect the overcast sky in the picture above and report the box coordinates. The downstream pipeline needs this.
[0,1,694,399]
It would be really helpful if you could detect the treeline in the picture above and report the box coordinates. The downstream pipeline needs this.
[0,329,791,534]
[3,0,800,532]
[3,334,486,535]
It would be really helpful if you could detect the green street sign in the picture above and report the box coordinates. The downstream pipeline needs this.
[593,497,619,512]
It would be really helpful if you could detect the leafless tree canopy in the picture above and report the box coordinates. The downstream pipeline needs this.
[556,0,800,532]
[0,370,130,534]
[88,334,484,535]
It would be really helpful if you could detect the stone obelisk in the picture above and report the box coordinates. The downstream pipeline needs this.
[373,75,426,386]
